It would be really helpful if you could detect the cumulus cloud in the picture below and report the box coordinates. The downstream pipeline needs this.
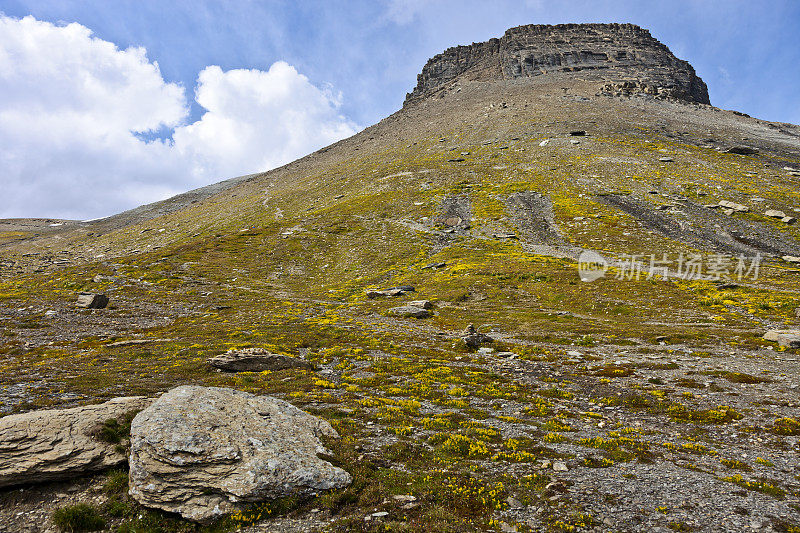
[172,63,358,182]
[0,15,359,220]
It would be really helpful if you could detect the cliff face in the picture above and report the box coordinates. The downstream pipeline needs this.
[405,23,710,105]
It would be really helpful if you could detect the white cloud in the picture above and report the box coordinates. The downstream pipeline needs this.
[0,15,359,220]
[172,63,358,183]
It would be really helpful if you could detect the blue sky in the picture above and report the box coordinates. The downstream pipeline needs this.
[1,0,798,219]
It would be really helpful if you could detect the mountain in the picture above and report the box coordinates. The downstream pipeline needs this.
[1,23,800,533]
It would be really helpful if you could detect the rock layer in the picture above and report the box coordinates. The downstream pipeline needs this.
[0,396,150,488]
[128,386,351,523]
[405,23,709,105]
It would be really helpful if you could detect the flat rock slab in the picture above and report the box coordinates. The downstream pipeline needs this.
[209,348,312,372]
[129,386,351,523]
[388,305,432,318]
[0,396,150,488]
[763,330,800,348]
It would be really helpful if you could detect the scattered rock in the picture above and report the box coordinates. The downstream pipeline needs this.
[388,305,432,318]
[493,232,517,239]
[724,146,758,155]
[76,292,109,309]
[367,286,414,298]
[782,216,796,225]
[407,300,433,309]
[552,461,568,472]
[782,255,800,264]
[658,157,674,162]
[208,348,312,372]
[461,324,494,349]
[569,130,586,136]
[718,200,750,212]
[763,330,800,348]
[0,396,151,488]
[447,158,465,162]
[129,386,351,523]
[765,209,787,219]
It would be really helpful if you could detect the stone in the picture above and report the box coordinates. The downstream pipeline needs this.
[493,232,517,239]
[782,255,800,264]
[763,330,800,348]
[477,347,494,356]
[552,461,568,472]
[782,216,797,225]
[569,130,586,136]
[76,292,109,309]
[0,396,151,488]
[129,386,351,523]
[658,157,673,162]
[765,209,787,218]
[794,308,800,319]
[724,146,758,155]
[461,324,494,349]
[388,285,416,293]
[208,348,312,372]
[367,288,405,298]
[388,305,432,318]
[718,200,749,212]
[407,300,433,309]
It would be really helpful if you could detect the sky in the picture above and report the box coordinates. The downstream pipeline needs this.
[1,0,798,220]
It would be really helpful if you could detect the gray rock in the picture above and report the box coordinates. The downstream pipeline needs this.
[461,324,494,349]
[407,300,433,309]
[209,348,312,372]
[129,386,351,523]
[76,292,109,309]
[0,396,151,488]
[763,330,800,348]
[658,157,673,162]
[388,305,432,318]
[718,200,750,212]
[765,209,787,219]
[782,255,800,264]
[782,216,797,225]
[724,146,758,155]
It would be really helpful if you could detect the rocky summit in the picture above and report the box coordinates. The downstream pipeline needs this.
[406,23,709,105]
[1,22,800,533]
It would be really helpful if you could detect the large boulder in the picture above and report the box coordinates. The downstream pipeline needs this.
[208,348,312,372]
[0,396,150,488]
[128,386,351,523]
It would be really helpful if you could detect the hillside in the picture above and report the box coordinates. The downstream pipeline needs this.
[1,23,800,533]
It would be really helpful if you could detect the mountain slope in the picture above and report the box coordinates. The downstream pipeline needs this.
[1,23,800,533]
